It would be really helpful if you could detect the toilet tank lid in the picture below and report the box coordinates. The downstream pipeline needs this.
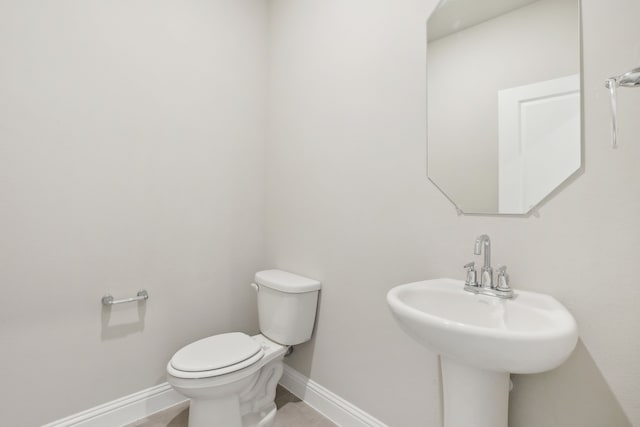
[255,270,321,293]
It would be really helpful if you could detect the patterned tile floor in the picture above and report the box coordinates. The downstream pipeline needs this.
[124,386,337,427]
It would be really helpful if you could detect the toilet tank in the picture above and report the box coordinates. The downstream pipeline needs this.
[254,270,321,346]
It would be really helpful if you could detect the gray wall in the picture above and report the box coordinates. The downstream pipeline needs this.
[0,1,267,426]
[267,0,639,425]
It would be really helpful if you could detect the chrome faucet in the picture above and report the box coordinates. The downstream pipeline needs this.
[474,234,492,288]
[464,235,514,299]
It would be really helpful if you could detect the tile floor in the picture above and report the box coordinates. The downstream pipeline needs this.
[124,386,337,427]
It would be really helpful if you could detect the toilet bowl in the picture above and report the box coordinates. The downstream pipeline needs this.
[167,333,287,427]
[167,270,321,427]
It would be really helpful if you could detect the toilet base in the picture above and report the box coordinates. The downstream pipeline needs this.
[180,357,284,427]
[241,403,277,427]
[188,398,276,427]
[189,395,243,427]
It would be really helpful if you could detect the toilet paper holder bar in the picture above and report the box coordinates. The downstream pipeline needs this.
[101,290,149,306]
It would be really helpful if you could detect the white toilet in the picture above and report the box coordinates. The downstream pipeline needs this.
[167,270,321,427]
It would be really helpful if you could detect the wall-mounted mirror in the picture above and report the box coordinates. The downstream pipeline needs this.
[427,0,582,214]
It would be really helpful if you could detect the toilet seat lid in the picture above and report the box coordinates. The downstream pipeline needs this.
[170,332,263,373]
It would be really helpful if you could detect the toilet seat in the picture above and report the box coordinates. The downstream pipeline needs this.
[169,332,265,379]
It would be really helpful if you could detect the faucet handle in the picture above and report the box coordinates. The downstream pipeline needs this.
[464,262,478,287]
[496,266,510,291]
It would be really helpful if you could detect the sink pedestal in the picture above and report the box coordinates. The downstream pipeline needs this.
[441,357,510,427]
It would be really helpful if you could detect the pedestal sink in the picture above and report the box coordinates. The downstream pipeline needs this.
[387,278,578,427]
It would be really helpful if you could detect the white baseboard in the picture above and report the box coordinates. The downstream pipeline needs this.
[279,365,388,427]
[41,366,386,427]
[41,383,188,427]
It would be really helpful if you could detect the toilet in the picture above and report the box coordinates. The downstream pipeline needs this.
[167,269,321,427]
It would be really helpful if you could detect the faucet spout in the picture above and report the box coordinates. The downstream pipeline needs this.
[474,235,492,287]
[474,235,491,269]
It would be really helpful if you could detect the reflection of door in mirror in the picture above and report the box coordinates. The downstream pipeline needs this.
[426,0,581,214]
[498,75,580,213]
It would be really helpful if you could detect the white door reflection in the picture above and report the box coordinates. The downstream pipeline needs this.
[498,74,581,213]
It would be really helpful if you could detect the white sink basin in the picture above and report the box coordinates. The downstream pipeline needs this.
[387,278,578,373]
[387,278,578,427]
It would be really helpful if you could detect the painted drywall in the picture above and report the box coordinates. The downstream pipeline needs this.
[0,1,267,426]
[267,0,640,426]
[428,0,580,213]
